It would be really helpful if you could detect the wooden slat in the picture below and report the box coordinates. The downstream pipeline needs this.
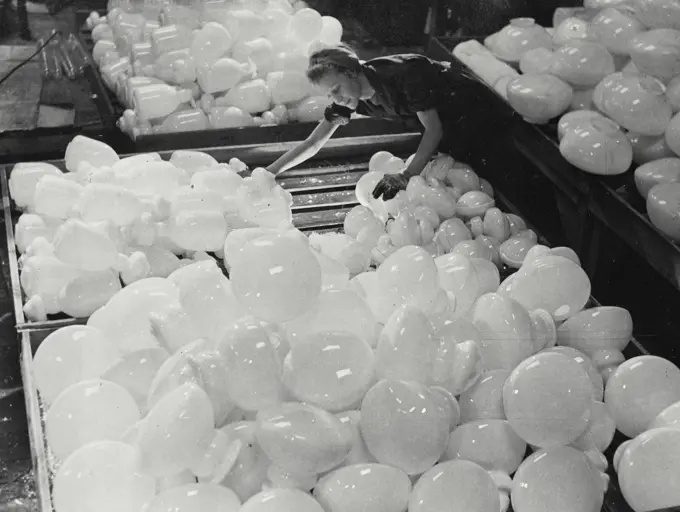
[5,155,366,332]
[1,166,26,326]
[20,331,53,512]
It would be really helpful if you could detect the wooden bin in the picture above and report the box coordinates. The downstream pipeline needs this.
[2,130,421,333]
[16,182,655,512]
[75,31,418,156]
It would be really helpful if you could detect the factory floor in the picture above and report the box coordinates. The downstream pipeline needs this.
[0,5,424,510]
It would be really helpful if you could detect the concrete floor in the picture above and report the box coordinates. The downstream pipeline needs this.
[0,305,33,511]
[0,7,87,133]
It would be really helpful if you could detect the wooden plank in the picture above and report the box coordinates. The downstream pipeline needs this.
[19,331,53,512]
[0,45,36,61]
[0,58,42,133]
[0,61,42,103]
[0,102,39,133]
[36,105,75,128]
[3,148,372,331]
[39,80,75,109]
[1,167,26,326]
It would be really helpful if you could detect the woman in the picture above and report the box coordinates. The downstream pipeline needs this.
[265,44,481,200]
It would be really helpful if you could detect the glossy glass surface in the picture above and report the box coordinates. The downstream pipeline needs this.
[255,402,353,474]
[635,158,680,198]
[216,316,286,412]
[503,352,593,447]
[627,131,676,164]
[314,463,411,512]
[647,182,680,241]
[458,370,510,423]
[618,428,680,512]
[230,232,322,323]
[551,41,615,88]
[137,383,215,477]
[605,355,680,437]
[470,293,535,371]
[360,380,453,475]
[410,460,500,512]
[630,28,680,80]
[45,379,139,461]
[499,235,537,268]
[487,18,553,63]
[507,74,573,124]
[240,489,324,512]
[444,419,527,474]
[511,446,606,512]
[544,346,605,401]
[145,483,241,512]
[553,16,591,46]
[436,254,499,317]
[630,0,680,30]
[559,116,633,175]
[589,6,644,54]
[593,72,673,136]
[283,331,375,412]
[53,441,155,512]
[507,255,591,321]
[376,245,439,321]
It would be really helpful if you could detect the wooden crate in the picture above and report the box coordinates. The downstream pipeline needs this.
[2,130,421,332]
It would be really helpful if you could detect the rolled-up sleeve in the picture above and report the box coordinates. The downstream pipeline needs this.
[324,103,354,123]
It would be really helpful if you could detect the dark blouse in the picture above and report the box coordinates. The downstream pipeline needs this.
[323,54,469,125]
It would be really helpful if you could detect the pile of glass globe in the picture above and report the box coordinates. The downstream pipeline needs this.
[336,151,540,279]
[9,133,537,323]
[27,150,680,512]
[457,0,680,244]
[9,134,293,321]
[84,0,343,137]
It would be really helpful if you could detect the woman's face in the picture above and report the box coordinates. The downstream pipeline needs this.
[315,70,363,110]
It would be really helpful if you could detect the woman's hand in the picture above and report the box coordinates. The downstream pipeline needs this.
[371,109,442,200]
[372,173,410,200]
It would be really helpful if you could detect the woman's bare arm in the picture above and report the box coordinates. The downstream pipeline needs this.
[266,119,341,175]
[402,109,443,179]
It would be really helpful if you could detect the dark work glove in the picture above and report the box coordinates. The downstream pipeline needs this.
[372,173,409,201]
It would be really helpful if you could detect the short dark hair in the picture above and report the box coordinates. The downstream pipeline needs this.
[307,44,363,84]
